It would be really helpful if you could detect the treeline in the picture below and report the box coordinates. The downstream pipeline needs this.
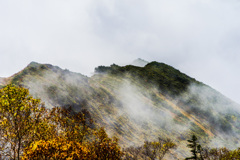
[184,134,240,160]
[0,85,240,159]
[123,135,240,160]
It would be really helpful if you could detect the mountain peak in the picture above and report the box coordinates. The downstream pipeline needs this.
[131,58,149,67]
[26,62,63,73]
[28,61,39,65]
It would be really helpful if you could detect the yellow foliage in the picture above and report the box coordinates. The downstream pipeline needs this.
[22,138,90,160]
[0,85,123,159]
[22,128,123,160]
[0,85,45,159]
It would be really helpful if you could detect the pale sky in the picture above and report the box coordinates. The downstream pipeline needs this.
[0,0,240,104]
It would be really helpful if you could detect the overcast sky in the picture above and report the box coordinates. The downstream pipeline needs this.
[0,0,240,103]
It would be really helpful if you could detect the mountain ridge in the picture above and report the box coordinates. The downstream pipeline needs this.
[2,60,240,157]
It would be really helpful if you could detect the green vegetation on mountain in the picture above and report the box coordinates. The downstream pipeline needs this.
[95,62,200,96]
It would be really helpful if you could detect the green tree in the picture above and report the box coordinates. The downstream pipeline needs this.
[185,134,203,160]
[0,85,45,159]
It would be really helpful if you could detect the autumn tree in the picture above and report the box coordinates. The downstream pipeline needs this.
[49,107,93,143]
[22,137,91,160]
[123,137,176,160]
[219,148,240,159]
[89,127,122,160]
[22,126,122,160]
[143,137,176,160]
[0,85,45,159]
[23,108,123,160]
[23,128,123,160]
[123,146,142,160]
[0,85,122,159]
[195,147,240,160]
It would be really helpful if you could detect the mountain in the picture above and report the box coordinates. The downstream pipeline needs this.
[0,78,4,86]
[3,61,240,158]
[131,58,149,67]
[0,77,11,88]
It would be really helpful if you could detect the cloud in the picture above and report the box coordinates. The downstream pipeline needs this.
[0,0,240,103]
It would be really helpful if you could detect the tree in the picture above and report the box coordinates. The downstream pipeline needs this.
[89,127,123,160]
[0,85,122,159]
[0,85,45,159]
[23,127,122,160]
[22,138,91,160]
[142,137,176,160]
[123,137,176,160]
[221,148,240,159]
[22,107,122,160]
[185,134,203,160]
[49,107,93,143]
[200,147,240,159]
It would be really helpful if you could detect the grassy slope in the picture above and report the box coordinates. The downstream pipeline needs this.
[5,61,240,157]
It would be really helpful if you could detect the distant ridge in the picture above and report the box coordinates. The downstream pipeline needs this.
[0,77,10,87]
[0,77,4,86]
[131,58,149,67]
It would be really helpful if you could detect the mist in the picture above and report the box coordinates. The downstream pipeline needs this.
[179,83,240,149]
[0,0,240,104]
[117,80,191,134]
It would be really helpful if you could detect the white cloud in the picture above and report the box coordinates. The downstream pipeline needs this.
[0,0,240,103]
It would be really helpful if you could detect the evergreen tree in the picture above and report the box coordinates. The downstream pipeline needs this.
[185,134,203,160]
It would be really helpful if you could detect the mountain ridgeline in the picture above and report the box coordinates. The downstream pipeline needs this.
[3,61,240,158]
[95,62,200,96]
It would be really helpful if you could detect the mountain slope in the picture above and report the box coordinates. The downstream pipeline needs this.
[0,77,11,88]
[4,61,240,157]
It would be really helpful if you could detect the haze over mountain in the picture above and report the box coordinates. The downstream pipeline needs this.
[1,0,240,106]
[1,60,240,158]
